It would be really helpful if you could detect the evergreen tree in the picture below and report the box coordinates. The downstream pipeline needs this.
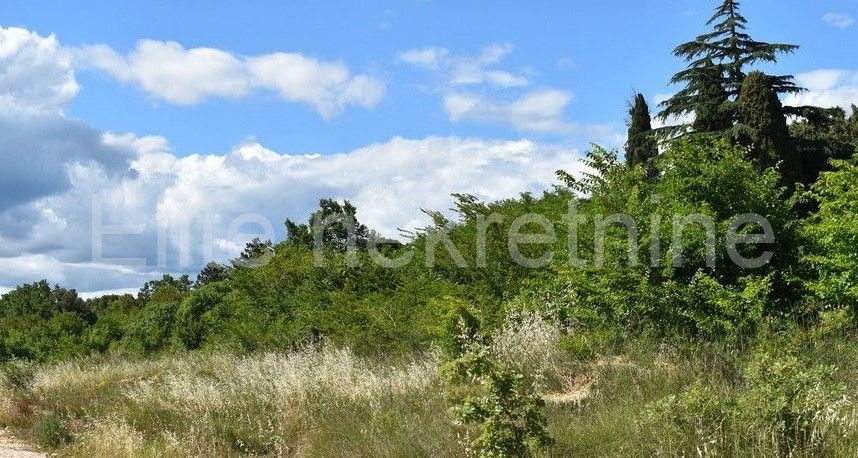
[691,60,734,133]
[736,71,797,182]
[658,0,801,131]
[625,93,658,177]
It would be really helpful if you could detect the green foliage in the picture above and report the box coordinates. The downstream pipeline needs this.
[736,71,798,183]
[442,309,552,457]
[194,261,232,287]
[33,411,70,449]
[643,349,848,456]
[691,59,734,133]
[285,198,374,252]
[232,237,274,268]
[642,380,730,455]
[738,351,845,453]
[125,300,179,354]
[625,93,658,176]
[0,359,36,392]
[658,0,800,133]
[137,274,191,303]
[790,105,858,186]
[802,159,858,309]
[454,366,553,458]
[441,303,482,360]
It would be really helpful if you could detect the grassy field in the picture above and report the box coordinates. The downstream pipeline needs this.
[3,312,858,457]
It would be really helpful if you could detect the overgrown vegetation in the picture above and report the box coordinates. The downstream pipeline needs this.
[2,0,858,456]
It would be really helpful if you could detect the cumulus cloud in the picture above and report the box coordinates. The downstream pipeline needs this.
[0,26,137,213]
[399,43,529,88]
[0,26,79,115]
[247,53,385,118]
[0,115,137,213]
[77,39,384,118]
[0,134,584,293]
[823,13,855,29]
[784,69,858,112]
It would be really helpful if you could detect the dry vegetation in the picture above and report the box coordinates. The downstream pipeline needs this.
[4,312,858,457]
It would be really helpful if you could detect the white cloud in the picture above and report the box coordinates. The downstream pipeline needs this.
[442,89,618,143]
[0,26,79,115]
[80,41,250,104]
[0,113,137,212]
[143,135,582,240]
[445,89,572,132]
[0,133,586,293]
[823,13,855,29]
[400,44,618,141]
[77,39,384,117]
[399,43,529,88]
[784,69,858,112]
[398,47,449,70]
[247,53,384,118]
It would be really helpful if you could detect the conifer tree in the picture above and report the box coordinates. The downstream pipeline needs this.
[625,93,658,177]
[691,60,733,133]
[737,71,797,183]
[658,0,801,131]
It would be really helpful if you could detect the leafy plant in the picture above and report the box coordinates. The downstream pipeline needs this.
[442,308,552,457]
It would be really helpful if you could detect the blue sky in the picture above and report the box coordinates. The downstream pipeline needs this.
[1,0,857,294]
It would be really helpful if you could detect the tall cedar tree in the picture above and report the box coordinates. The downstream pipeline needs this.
[691,60,733,133]
[658,0,801,132]
[737,71,798,184]
[625,93,658,177]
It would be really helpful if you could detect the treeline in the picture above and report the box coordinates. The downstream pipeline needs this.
[1,0,858,363]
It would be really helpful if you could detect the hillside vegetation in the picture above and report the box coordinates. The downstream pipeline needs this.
[2,1,858,456]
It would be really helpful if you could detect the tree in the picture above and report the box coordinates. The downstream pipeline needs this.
[441,307,552,457]
[802,160,858,309]
[625,93,658,177]
[194,261,232,287]
[658,0,801,131]
[0,281,89,321]
[789,105,858,186]
[232,238,274,268]
[736,71,797,183]
[138,274,192,303]
[691,60,733,133]
[286,199,371,252]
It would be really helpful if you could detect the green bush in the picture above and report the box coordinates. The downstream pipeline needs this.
[737,351,846,454]
[442,308,552,457]
[32,411,70,449]
[641,380,731,455]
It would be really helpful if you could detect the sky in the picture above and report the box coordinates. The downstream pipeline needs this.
[1,0,857,295]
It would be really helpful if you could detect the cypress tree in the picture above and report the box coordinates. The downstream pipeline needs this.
[625,93,658,177]
[737,71,798,183]
[658,0,801,132]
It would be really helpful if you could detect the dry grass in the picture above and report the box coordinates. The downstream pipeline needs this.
[18,346,453,457]
[5,318,858,457]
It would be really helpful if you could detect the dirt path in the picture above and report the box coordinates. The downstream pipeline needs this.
[0,428,45,458]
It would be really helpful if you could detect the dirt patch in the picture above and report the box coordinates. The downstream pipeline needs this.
[0,428,45,458]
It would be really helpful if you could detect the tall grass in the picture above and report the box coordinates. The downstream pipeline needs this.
[24,346,454,457]
[4,316,858,456]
